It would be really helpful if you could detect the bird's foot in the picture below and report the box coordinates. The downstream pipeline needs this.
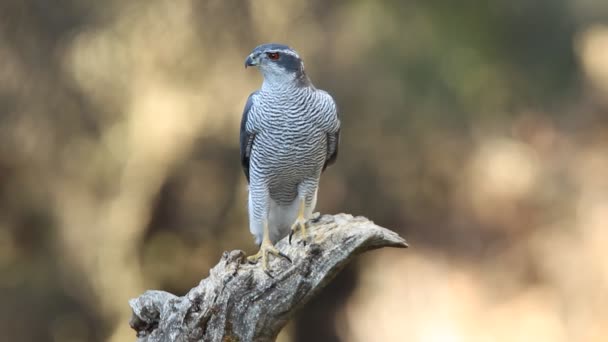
[289,215,309,245]
[247,240,291,275]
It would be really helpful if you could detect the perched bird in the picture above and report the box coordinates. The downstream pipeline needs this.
[240,43,341,272]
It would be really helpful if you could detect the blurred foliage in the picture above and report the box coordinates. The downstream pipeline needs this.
[1,0,608,341]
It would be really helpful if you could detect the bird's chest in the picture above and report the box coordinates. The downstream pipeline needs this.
[268,113,320,139]
[251,114,325,168]
[252,105,322,142]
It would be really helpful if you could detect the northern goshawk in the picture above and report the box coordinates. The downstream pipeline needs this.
[240,43,341,272]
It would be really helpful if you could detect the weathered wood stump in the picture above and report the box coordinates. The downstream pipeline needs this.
[129,213,407,342]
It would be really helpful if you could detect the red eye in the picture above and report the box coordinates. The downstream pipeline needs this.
[266,52,280,60]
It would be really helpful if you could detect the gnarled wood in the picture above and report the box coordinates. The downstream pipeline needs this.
[129,213,407,342]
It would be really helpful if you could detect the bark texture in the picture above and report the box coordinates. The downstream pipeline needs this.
[129,213,407,342]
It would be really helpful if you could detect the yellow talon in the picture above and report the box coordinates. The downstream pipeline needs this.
[248,220,291,274]
[289,198,309,244]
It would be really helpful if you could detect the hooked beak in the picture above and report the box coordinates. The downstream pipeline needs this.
[245,54,258,68]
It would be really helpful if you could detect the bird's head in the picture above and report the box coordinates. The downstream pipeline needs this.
[245,43,309,86]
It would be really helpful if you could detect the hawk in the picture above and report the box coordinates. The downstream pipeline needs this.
[241,43,341,272]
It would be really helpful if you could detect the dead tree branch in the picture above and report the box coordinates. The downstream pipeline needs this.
[129,213,407,342]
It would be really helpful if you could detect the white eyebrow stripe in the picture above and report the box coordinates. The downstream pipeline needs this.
[262,49,300,59]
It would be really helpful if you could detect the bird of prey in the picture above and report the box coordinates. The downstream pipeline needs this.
[240,43,341,272]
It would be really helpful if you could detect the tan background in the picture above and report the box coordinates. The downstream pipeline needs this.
[1,1,608,341]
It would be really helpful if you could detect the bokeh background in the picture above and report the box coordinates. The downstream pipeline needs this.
[1,0,608,341]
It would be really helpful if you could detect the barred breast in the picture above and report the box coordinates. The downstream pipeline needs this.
[248,86,335,206]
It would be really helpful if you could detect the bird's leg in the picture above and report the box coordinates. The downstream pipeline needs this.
[289,198,308,245]
[248,220,291,274]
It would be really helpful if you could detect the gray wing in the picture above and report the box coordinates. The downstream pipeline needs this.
[240,92,257,183]
[323,99,340,172]
[323,128,340,171]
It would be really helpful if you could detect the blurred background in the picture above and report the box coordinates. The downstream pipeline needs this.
[1,0,608,341]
